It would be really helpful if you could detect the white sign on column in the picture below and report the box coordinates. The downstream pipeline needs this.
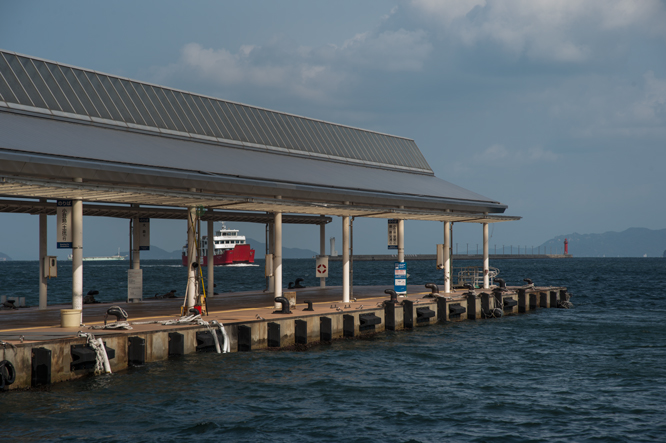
[139,218,150,250]
[56,200,73,248]
[128,269,143,302]
[316,256,329,278]
[388,219,398,250]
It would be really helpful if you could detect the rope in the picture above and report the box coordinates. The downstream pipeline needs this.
[130,315,229,353]
[89,321,132,330]
[77,332,112,375]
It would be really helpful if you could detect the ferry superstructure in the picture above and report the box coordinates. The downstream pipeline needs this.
[182,223,255,266]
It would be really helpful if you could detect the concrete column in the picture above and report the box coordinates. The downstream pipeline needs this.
[444,221,451,293]
[132,205,140,270]
[207,219,214,296]
[186,205,197,309]
[274,211,283,307]
[320,217,326,288]
[39,199,47,310]
[398,219,405,262]
[342,215,350,303]
[268,221,275,292]
[483,223,490,289]
[72,179,83,316]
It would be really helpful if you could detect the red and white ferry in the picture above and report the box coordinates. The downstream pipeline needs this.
[182,223,255,266]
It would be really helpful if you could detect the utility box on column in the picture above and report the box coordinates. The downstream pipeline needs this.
[44,256,57,278]
[265,254,274,277]
[436,244,444,269]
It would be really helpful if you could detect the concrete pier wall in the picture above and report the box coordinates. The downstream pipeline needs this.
[2,287,570,391]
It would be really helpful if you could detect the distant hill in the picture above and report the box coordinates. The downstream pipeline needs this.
[540,228,666,257]
[0,251,12,261]
[246,238,318,259]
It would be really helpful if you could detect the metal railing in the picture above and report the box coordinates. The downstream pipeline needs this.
[454,266,499,288]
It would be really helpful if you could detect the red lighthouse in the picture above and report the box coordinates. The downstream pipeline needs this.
[564,238,569,255]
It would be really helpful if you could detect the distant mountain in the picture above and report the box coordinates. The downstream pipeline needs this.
[540,228,666,257]
[246,238,317,259]
[0,251,12,261]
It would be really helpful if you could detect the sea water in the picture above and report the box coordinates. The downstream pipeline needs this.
[1,258,665,442]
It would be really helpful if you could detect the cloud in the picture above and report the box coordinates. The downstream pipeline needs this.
[152,27,432,104]
[408,0,666,63]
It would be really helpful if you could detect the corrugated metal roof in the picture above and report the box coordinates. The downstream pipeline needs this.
[0,49,432,174]
[0,110,506,214]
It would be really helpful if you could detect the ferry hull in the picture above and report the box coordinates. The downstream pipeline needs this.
[182,244,255,266]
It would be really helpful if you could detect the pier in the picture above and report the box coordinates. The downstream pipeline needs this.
[0,50,566,392]
[330,253,572,261]
[0,284,571,389]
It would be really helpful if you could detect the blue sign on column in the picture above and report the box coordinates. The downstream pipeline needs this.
[394,261,407,294]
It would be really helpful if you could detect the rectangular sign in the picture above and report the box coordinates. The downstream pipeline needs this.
[127,269,143,302]
[139,218,150,250]
[394,261,407,294]
[388,219,398,250]
[56,199,73,248]
[316,255,329,278]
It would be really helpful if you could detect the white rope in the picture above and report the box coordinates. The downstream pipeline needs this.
[130,315,229,354]
[89,321,133,330]
[77,332,112,375]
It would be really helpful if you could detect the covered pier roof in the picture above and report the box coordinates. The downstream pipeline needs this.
[0,49,519,223]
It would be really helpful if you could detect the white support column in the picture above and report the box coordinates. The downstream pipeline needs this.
[39,199,47,310]
[483,222,490,289]
[207,219,214,297]
[274,211,283,308]
[268,221,275,292]
[342,215,350,303]
[319,217,326,288]
[132,206,140,270]
[72,179,83,319]
[444,221,451,293]
[186,205,197,309]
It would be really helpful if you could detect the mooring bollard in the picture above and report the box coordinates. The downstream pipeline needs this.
[273,297,292,314]
[384,289,399,305]
[424,283,439,298]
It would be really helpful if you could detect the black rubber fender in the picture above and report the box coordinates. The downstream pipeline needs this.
[0,360,16,388]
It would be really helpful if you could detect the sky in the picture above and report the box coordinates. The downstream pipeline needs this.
[1,0,665,260]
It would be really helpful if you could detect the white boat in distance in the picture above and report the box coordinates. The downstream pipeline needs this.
[68,248,127,261]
